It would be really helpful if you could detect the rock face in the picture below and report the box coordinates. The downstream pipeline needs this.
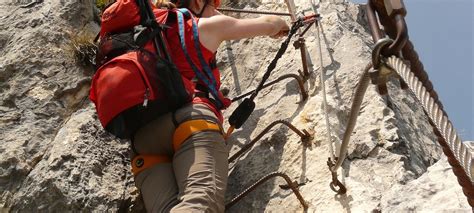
[0,0,138,211]
[0,0,470,212]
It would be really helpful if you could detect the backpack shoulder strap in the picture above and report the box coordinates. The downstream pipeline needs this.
[175,9,225,109]
[135,0,172,61]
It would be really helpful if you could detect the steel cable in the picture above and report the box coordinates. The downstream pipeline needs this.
[330,62,373,172]
[386,56,474,206]
[401,40,443,110]
[399,40,473,206]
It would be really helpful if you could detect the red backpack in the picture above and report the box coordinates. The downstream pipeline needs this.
[90,0,225,139]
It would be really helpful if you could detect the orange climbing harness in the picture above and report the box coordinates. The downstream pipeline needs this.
[132,155,172,176]
[172,119,223,151]
[131,119,222,177]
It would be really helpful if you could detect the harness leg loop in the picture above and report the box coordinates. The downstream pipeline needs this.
[132,154,172,177]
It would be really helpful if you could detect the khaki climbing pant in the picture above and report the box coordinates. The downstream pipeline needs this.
[132,103,228,212]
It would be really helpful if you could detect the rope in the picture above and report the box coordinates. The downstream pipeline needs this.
[249,20,304,100]
[315,21,336,161]
[226,18,309,136]
[386,56,474,206]
[307,0,347,193]
[330,62,373,172]
[284,0,298,21]
[399,40,474,206]
[328,53,474,204]
[402,40,444,112]
[221,0,474,206]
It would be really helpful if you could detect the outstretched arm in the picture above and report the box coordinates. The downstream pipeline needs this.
[198,14,290,52]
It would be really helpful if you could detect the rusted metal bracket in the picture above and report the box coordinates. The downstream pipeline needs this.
[291,14,319,79]
[368,64,396,95]
[231,73,308,102]
[229,120,312,163]
[218,4,317,81]
[225,172,308,210]
[280,181,306,190]
[285,0,315,80]
[293,38,312,79]
[366,0,408,57]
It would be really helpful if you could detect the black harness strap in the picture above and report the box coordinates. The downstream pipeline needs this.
[136,0,172,62]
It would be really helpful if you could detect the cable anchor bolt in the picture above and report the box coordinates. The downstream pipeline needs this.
[327,158,347,195]
[370,38,407,95]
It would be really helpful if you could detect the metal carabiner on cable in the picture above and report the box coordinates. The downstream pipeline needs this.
[371,38,393,69]
[369,38,398,95]
[366,0,408,57]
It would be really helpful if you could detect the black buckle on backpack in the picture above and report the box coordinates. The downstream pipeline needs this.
[133,25,157,47]
[194,91,209,99]
[136,0,172,62]
[194,84,222,109]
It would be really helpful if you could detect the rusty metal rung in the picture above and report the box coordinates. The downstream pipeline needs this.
[232,73,308,102]
[229,120,311,163]
[225,172,308,210]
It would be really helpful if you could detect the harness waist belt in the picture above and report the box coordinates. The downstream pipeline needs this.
[131,119,222,176]
[173,119,222,151]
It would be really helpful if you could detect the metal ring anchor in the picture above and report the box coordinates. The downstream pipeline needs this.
[372,38,394,69]
[327,158,347,194]
[366,0,408,56]
[329,177,347,195]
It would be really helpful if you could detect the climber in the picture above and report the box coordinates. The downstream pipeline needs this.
[130,0,290,212]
